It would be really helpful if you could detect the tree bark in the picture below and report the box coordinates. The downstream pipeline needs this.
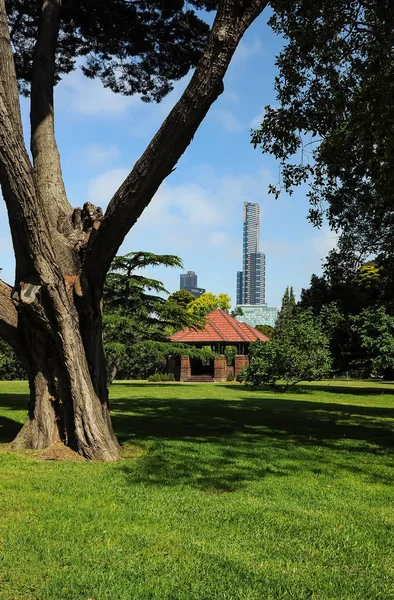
[0,0,268,460]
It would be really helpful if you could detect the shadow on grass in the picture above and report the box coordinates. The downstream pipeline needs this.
[0,416,23,443]
[295,383,394,396]
[1,386,394,492]
[111,394,394,492]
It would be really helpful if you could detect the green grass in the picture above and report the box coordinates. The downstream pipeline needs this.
[0,380,394,599]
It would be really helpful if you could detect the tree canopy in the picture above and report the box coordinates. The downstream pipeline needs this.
[7,0,218,100]
[253,0,394,263]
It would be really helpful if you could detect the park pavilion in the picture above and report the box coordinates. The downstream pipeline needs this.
[169,308,269,382]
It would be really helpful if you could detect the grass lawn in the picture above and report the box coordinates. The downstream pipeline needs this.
[0,380,394,599]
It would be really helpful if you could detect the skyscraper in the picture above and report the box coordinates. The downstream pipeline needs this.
[236,202,266,305]
[180,271,205,298]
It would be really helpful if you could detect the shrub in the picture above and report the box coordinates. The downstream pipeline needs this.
[236,366,248,383]
[147,372,175,382]
[227,372,235,382]
[246,309,331,389]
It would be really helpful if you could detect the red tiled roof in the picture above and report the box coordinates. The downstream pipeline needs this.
[170,308,269,343]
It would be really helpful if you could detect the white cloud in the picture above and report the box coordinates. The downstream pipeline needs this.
[57,69,140,117]
[84,143,120,167]
[87,168,129,207]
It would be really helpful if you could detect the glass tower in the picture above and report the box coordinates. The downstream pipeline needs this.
[236,202,266,305]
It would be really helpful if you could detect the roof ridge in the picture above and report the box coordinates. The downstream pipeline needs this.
[220,310,251,342]
[208,317,227,341]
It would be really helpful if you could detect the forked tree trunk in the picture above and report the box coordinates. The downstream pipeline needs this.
[11,287,119,461]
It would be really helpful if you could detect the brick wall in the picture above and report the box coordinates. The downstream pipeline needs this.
[234,355,249,378]
[214,356,227,382]
[180,356,191,382]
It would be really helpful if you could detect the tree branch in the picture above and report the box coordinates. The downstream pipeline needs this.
[30,0,72,225]
[0,0,40,279]
[0,0,23,139]
[84,0,268,286]
[0,279,21,352]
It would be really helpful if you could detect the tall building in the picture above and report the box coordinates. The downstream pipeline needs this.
[180,271,205,298]
[236,202,266,305]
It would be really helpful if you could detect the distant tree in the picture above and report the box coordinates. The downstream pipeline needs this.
[103,252,195,383]
[255,324,274,338]
[300,259,394,375]
[352,307,394,380]
[0,339,26,380]
[188,292,232,319]
[231,306,244,318]
[275,286,296,338]
[167,289,196,308]
[246,309,331,389]
[224,345,237,366]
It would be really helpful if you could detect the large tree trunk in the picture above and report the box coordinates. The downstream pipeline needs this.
[10,285,119,461]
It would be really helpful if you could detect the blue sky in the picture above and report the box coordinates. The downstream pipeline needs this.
[0,10,337,307]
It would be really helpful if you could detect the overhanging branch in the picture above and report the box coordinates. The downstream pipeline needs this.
[84,0,268,286]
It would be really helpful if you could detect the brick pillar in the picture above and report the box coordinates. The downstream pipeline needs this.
[167,355,177,379]
[234,355,249,378]
[180,356,191,382]
[214,355,227,382]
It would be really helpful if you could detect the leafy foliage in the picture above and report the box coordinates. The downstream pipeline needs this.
[352,307,394,379]
[6,0,217,101]
[253,0,394,262]
[254,324,274,338]
[301,259,394,375]
[274,286,296,338]
[224,345,237,366]
[103,252,197,381]
[188,292,232,319]
[245,309,331,389]
[0,339,26,380]
[124,340,217,380]
[103,253,222,380]
[167,289,196,308]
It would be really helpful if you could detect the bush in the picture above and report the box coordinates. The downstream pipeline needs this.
[246,309,331,389]
[147,372,175,382]
[236,367,248,383]
[227,372,235,382]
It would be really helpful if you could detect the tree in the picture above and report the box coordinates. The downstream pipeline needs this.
[352,307,394,380]
[274,286,296,338]
[0,338,26,380]
[245,309,331,389]
[254,323,274,338]
[0,0,268,459]
[300,259,394,375]
[167,289,196,309]
[188,291,232,319]
[253,0,394,264]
